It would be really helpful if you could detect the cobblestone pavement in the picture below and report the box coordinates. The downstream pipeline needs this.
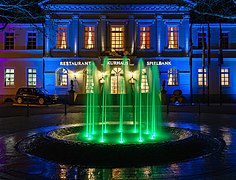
[0,112,236,179]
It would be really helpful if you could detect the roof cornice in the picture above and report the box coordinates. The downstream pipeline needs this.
[40,4,189,12]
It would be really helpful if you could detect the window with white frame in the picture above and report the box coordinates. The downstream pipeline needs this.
[198,32,207,49]
[27,68,37,86]
[56,68,68,86]
[141,69,149,93]
[168,68,178,86]
[56,27,67,49]
[168,27,178,49]
[111,67,125,94]
[4,68,14,86]
[140,26,150,49]
[5,32,14,50]
[84,26,95,49]
[198,68,207,86]
[221,68,230,86]
[27,32,37,49]
[85,69,94,93]
[111,25,124,51]
[222,33,229,49]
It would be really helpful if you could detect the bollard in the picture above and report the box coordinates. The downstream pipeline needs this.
[26,99,30,117]
[167,103,169,114]
[64,98,67,115]
[198,103,200,115]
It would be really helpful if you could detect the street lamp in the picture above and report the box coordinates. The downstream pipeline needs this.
[99,72,105,84]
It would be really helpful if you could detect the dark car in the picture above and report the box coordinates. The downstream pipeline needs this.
[15,87,58,105]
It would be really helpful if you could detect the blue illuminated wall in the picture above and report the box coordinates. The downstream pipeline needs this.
[1,2,236,104]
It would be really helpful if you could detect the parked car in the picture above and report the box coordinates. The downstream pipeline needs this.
[15,87,59,105]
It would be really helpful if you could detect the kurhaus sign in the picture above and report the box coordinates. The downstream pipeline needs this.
[107,60,129,66]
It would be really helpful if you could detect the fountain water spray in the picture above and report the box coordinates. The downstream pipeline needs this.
[84,56,163,144]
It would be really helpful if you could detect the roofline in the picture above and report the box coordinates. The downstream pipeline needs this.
[40,4,190,12]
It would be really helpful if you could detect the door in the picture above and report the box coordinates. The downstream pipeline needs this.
[110,67,125,94]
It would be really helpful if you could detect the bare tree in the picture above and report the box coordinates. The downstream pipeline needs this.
[0,0,44,30]
[177,0,236,20]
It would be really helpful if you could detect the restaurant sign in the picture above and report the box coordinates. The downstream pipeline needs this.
[60,59,91,66]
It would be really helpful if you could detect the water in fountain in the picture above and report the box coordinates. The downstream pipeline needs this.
[81,56,169,144]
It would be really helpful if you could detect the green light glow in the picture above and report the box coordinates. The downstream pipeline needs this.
[83,57,164,145]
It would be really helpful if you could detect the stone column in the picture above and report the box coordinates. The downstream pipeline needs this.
[156,15,163,55]
[128,15,135,55]
[183,15,190,54]
[100,15,106,53]
[72,15,79,56]
[44,15,51,56]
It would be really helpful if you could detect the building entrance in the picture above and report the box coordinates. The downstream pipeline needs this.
[110,67,125,94]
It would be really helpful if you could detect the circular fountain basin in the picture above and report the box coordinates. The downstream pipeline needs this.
[16,125,225,167]
[52,125,181,144]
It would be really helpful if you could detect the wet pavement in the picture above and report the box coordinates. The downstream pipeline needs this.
[0,112,236,179]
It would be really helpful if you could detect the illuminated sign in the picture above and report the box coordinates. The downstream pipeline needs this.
[107,61,129,66]
[59,59,171,66]
[146,59,171,66]
[60,60,91,66]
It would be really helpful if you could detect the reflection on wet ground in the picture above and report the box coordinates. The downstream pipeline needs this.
[0,112,236,179]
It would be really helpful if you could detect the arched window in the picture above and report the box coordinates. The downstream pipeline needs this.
[111,67,125,94]
[56,68,68,86]
[84,69,94,94]
[168,68,178,86]
[141,69,149,93]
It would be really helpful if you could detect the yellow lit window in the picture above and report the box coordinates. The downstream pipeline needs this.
[168,68,178,86]
[111,26,124,51]
[141,69,149,93]
[56,68,68,86]
[140,27,150,49]
[56,27,67,49]
[221,68,230,86]
[168,27,178,49]
[111,67,125,94]
[85,70,94,94]
[198,68,207,86]
[84,27,95,49]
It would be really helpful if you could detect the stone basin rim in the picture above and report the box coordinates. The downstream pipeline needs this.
[46,126,193,146]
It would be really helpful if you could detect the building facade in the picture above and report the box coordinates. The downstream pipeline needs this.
[0,0,236,104]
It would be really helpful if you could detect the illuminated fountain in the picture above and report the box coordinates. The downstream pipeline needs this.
[16,57,225,166]
[76,57,167,145]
